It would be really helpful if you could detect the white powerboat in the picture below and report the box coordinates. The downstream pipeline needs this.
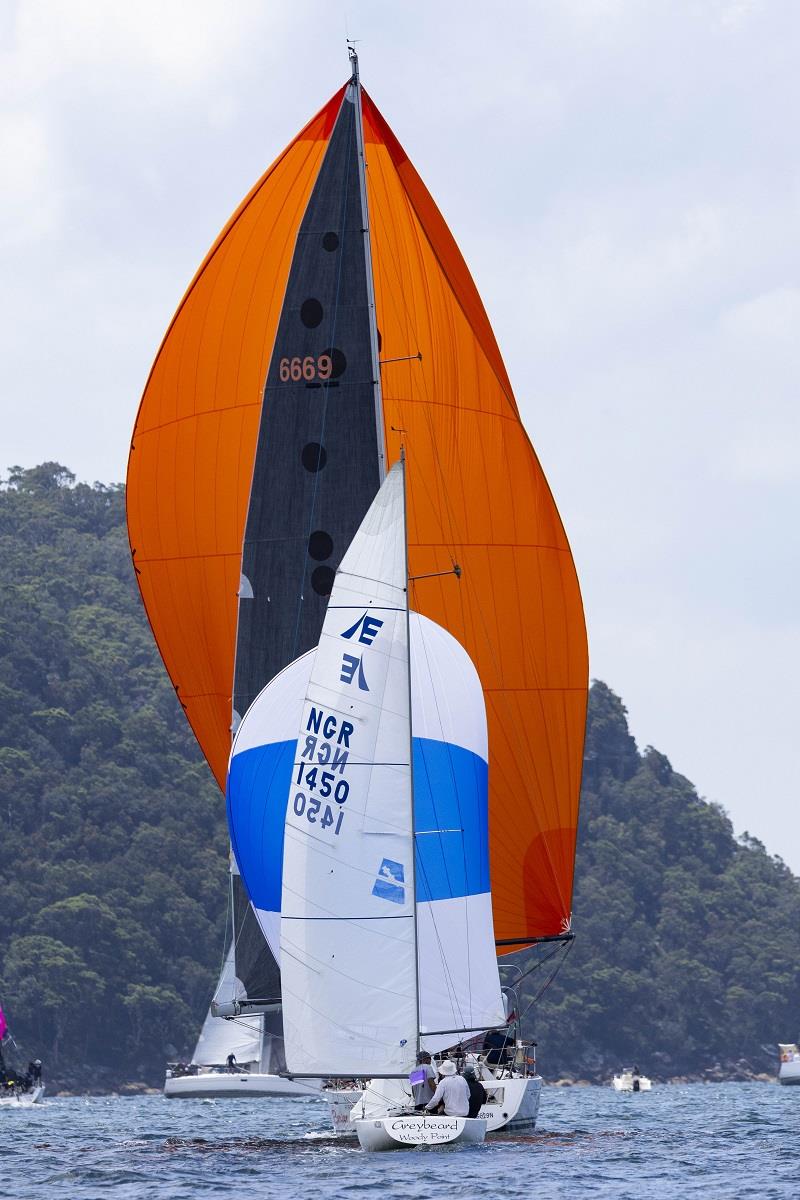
[778,1044,800,1085]
[612,1068,652,1092]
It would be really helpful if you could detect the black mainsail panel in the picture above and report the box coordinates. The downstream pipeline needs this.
[233,87,383,725]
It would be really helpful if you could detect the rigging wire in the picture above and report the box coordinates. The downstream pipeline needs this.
[501,936,575,1032]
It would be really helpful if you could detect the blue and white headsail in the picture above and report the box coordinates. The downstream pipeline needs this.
[227,460,505,1076]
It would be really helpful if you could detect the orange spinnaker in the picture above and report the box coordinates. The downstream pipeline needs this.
[127,83,587,943]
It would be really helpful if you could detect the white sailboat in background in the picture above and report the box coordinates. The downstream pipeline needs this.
[229,459,541,1149]
[164,877,321,1099]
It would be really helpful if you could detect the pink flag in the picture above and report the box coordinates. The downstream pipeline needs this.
[0,1005,7,1041]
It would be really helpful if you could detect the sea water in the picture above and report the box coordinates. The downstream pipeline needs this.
[2,1082,796,1199]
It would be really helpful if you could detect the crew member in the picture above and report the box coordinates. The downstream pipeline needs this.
[424,1060,469,1117]
[409,1050,437,1110]
[462,1065,487,1118]
[226,1053,237,1073]
[482,1026,513,1067]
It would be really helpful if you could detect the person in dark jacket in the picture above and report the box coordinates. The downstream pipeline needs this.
[482,1027,513,1067]
[462,1065,487,1119]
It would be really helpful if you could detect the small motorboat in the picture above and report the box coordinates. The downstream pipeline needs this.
[612,1067,652,1092]
[778,1044,800,1085]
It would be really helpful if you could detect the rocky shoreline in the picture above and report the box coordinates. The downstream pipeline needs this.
[46,1069,779,1097]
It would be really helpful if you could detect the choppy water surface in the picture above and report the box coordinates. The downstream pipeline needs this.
[3,1082,796,1199]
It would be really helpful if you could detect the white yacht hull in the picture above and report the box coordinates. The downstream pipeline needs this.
[779,1060,800,1085]
[481,1075,542,1132]
[330,1074,541,1136]
[0,1085,45,1106]
[356,1114,485,1151]
[326,1086,364,1133]
[163,1072,321,1098]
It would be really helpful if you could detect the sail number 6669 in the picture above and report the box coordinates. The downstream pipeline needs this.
[279,354,333,382]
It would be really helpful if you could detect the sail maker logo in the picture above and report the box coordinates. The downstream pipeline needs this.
[372,858,405,904]
[339,611,384,693]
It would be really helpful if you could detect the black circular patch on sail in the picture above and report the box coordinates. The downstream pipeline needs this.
[300,298,323,329]
[311,565,335,596]
[308,530,333,561]
[322,231,339,252]
[321,347,347,379]
[301,442,327,473]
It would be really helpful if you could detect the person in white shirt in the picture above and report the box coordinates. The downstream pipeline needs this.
[424,1059,470,1117]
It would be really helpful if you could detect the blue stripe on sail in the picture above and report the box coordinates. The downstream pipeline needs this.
[226,740,295,914]
[225,734,490,914]
[413,737,490,904]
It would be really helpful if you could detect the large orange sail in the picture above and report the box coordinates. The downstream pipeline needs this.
[127,78,587,945]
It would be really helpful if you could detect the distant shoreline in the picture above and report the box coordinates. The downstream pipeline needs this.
[44,1073,780,1098]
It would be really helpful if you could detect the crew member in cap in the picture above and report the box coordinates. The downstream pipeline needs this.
[424,1059,470,1117]
[409,1050,437,1110]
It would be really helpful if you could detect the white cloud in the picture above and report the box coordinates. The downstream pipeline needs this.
[0,110,59,247]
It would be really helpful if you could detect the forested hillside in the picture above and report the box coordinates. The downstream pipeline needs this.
[1,465,798,1088]
[0,465,227,1088]
[520,683,800,1080]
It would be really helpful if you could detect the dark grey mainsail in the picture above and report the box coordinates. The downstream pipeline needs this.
[230,67,385,1029]
[233,82,384,726]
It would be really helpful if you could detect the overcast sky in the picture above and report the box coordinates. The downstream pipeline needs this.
[2,1,797,870]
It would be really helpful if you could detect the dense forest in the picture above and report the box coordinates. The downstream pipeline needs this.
[517,684,800,1081]
[0,465,798,1089]
[0,464,226,1089]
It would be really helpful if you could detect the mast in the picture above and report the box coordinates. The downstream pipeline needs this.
[349,43,386,484]
[401,448,421,1058]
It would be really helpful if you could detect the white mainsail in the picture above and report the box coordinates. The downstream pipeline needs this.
[192,943,262,1067]
[280,461,417,1076]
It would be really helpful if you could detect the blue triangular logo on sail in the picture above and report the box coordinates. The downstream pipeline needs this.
[372,858,405,904]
